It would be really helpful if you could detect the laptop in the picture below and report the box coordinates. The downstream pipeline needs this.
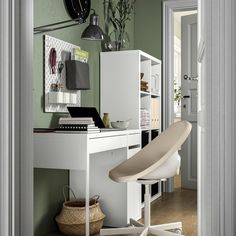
[67,107,124,131]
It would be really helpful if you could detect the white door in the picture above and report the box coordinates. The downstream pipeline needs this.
[181,14,198,190]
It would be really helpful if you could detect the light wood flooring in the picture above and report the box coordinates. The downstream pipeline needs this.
[50,188,197,236]
[147,188,197,236]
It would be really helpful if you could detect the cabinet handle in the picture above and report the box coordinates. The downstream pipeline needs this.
[129,144,140,150]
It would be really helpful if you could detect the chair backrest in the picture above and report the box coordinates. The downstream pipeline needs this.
[109,121,192,183]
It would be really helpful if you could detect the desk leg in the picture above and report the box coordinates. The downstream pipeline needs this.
[85,158,90,236]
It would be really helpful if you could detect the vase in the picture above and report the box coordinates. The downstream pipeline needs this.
[102,113,110,128]
[101,33,113,52]
[109,29,130,51]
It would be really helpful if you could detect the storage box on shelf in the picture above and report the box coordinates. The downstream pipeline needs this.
[100,50,162,203]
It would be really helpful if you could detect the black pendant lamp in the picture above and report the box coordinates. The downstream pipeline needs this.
[81,9,104,41]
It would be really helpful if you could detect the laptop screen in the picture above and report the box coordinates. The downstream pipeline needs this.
[67,107,105,128]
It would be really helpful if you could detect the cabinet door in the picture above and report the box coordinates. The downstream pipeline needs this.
[127,147,141,221]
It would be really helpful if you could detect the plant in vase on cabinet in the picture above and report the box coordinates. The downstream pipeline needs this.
[102,0,136,51]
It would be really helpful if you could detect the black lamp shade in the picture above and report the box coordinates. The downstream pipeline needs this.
[81,12,104,40]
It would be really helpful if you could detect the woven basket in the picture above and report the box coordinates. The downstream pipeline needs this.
[56,186,105,236]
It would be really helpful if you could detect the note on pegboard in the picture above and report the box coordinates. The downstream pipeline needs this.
[44,35,81,113]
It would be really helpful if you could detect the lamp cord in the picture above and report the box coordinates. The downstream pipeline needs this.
[78,0,83,13]
[72,0,84,18]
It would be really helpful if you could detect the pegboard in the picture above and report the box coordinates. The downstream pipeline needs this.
[44,35,81,113]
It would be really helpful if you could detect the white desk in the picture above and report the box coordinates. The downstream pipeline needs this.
[34,129,141,236]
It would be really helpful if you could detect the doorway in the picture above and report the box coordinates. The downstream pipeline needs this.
[163,0,198,192]
[162,1,198,235]
[173,10,197,190]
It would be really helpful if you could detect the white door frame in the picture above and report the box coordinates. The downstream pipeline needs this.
[0,0,33,235]
[198,0,236,235]
[162,0,198,192]
[163,0,198,129]
[163,0,236,236]
[0,2,13,234]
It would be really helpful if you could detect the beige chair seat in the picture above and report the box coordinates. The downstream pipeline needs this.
[109,121,191,183]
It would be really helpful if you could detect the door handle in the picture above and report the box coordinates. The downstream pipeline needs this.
[184,74,189,80]
[183,74,198,81]
[182,95,190,99]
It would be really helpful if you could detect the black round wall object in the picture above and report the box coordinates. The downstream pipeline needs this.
[64,0,91,22]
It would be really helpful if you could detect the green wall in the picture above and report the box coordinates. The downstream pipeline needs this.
[33,0,134,235]
[34,169,68,236]
[134,0,162,60]
[34,1,102,129]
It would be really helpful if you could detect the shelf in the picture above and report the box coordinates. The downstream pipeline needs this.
[140,51,161,65]
[140,91,150,96]
[151,93,160,97]
[140,89,160,99]
[141,128,150,131]
[141,128,160,131]
[48,91,77,104]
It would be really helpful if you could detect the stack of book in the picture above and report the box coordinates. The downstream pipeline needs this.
[56,117,100,133]
[140,109,150,129]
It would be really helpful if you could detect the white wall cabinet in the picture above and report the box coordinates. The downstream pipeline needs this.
[100,50,162,132]
[100,50,162,202]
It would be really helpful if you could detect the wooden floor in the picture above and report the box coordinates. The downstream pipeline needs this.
[50,188,197,236]
[147,188,197,236]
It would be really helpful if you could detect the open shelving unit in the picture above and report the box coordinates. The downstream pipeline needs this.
[100,50,162,203]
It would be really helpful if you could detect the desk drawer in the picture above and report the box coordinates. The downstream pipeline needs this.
[89,135,127,154]
[128,133,141,147]
[128,147,140,159]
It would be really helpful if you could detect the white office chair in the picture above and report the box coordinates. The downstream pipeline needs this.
[100,121,192,236]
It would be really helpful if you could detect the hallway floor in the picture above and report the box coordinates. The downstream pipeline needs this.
[51,188,197,236]
[147,188,197,236]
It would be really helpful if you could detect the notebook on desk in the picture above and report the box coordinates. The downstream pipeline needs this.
[67,107,124,131]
